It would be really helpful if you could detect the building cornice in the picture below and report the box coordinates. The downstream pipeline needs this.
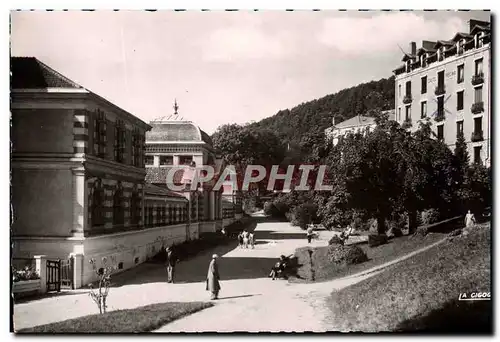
[11,89,151,132]
[84,155,146,179]
[395,44,490,80]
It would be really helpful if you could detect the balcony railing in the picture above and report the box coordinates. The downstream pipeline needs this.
[434,85,446,96]
[402,118,412,129]
[434,110,445,122]
[471,101,484,114]
[402,94,413,104]
[471,130,484,142]
[471,72,484,86]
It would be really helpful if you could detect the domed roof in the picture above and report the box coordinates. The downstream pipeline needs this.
[146,116,213,145]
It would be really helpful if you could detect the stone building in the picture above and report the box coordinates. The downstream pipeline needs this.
[325,110,395,145]
[10,57,201,287]
[393,19,491,166]
[144,103,242,234]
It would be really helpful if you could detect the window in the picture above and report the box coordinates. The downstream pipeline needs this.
[474,146,482,164]
[405,81,411,97]
[147,207,154,228]
[457,40,464,55]
[179,155,193,165]
[145,155,154,165]
[457,120,464,136]
[474,86,483,103]
[437,70,445,88]
[156,207,162,226]
[437,96,444,117]
[405,105,411,121]
[421,55,427,68]
[457,64,464,84]
[476,33,484,48]
[114,121,126,163]
[457,91,464,111]
[421,76,427,94]
[398,107,401,121]
[93,111,107,158]
[474,117,483,134]
[475,58,483,76]
[437,125,444,141]
[421,101,427,118]
[130,189,141,225]
[131,131,142,168]
[91,179,104,227]
[398,84,401,97]
[113,183,124,225]
[159,156,173,165]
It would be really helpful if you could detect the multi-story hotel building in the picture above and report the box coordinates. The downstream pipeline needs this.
[393,19,491,166]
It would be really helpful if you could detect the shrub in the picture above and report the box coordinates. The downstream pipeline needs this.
[12,265,40,282]
[328,235,345,246]
[272,198,291,218]
[290,203,318,229]
[420,209,440,226]
[327,244,368,265]
[263,201,276,216]
[368,234,388,247]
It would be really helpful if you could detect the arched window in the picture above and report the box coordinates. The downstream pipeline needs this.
[91,179,104,227]
[113,182,124,226]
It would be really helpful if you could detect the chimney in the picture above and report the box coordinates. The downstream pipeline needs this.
[468,19,489,33]
[409,41,417,56]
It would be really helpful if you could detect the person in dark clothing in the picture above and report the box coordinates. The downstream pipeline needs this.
[269,255,288,280]
[165,247,179,283]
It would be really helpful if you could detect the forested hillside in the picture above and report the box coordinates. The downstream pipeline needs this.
[249,76,395,146]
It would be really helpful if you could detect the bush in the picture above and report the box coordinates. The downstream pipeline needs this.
[327,244,368,265]
[328,235,345,246]
[368,234,388,247]
[420,209,440,226]
[12,265,40,282]
[272,198,291,218]
[289,203,318,229]
[263,201,276,216]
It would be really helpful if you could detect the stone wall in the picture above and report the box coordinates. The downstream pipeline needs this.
[11,168,74,237]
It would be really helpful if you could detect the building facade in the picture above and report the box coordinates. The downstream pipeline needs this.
[325,110,395,145]
[11,57,203,287]
[144,106,242,235]
[393,19,491,166]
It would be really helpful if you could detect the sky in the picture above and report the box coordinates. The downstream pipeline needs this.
[10,10,490,134]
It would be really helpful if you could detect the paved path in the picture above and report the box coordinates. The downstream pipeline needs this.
[13,212,447,332]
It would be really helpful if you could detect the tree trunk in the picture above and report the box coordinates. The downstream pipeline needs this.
[408,210,418,235]
[376,215,386,235]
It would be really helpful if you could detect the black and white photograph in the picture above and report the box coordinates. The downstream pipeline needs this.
[8,7,492,334]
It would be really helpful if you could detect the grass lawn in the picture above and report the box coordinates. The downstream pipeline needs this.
[291,232,446,283]
[17,302,214,333]
[326,222,491,333]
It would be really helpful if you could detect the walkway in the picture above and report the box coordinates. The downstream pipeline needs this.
[13,212,447,332]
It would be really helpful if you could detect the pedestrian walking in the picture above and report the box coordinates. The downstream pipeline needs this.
[249,232,255,249]
[306,224,314,244]
[165,247,179,283]
[465,210,476,228]
[206,254,221,300]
